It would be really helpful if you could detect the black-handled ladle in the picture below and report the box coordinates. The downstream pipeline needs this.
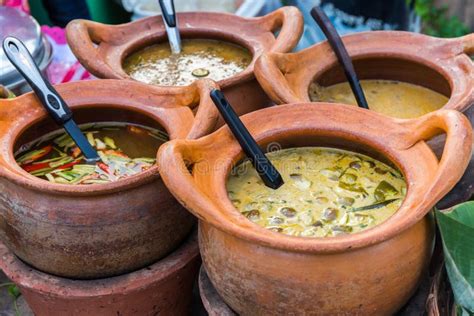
[3,36,100,163]
[158,0,181,54]
[210,90,284,190]
[311,6,369,110]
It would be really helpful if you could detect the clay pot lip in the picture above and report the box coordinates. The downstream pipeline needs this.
[0,79,216,196]
[66,7,304,89]
[159,102,472,254]
[255,30,474,113]
[0,229,199,296]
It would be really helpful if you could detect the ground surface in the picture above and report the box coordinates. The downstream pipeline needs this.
[0,271,32,316]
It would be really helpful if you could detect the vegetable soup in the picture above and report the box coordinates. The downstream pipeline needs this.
[15,122,168,185]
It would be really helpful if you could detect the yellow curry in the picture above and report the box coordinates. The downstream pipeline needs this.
[227,147,407,237]
[309,80,448,118]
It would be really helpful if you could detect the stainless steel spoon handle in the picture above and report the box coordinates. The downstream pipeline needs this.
[3,36,100,162]
[3,36,72,124]
[158,0,182,54]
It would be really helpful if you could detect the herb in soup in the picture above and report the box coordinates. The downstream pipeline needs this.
[227,147,407,237]
[15,123,168,185]
[309,80,448,119]
[123,39,252,86]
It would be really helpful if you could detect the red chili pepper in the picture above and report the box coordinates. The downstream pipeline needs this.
[98,162,110,173]
[56,160,80,170]
[22,162,50,172]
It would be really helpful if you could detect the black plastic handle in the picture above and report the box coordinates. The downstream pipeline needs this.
[3,36,72,124]
[310,7,369,110]
[210,89,284,190]
[158,0,177,27]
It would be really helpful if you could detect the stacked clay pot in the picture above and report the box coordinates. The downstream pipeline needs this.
[0,79,219,315]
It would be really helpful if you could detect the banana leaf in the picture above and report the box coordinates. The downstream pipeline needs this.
[436,201,474,313]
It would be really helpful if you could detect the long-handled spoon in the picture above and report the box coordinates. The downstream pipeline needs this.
[158,0,182,54]
[3,36,100,163]
[210,89,284,190]
[311,6,369,110]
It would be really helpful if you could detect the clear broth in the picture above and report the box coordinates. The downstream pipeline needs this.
[123,39,252,86]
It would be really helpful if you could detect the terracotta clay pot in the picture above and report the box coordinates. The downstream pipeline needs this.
[0,230,200,316]
[158,104,472,315]
[0,79,219,279]
[66,7,304,118]
[255,31,473,112]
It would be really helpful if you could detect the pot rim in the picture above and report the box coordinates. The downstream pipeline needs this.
[65,7,304,88]
[254,31,474,113]
[158,103,472,254]
[0,229,198,297]
[0,79,219,196]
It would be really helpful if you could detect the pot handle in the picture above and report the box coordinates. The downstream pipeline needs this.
[254,53,301,104]
[258,6,304,53]
[436,149,474,209]
[184,79,220,139]
[0,95,37,129]
[65,20,119,79]
[157,140,222,227]
[460,33,474,56]
[401,110,472,209]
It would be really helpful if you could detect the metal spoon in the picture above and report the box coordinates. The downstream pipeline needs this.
[210,89,284,190]
[3,36,100,163]
[158,0,182,54]
[311,6,369,110]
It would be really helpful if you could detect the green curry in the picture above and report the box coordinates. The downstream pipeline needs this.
[227,147,407,237]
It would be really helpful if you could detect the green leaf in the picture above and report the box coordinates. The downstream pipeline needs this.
[436,201,474,313]
[7,284,21,299]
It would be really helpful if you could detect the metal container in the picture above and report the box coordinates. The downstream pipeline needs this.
[0,6,52,95]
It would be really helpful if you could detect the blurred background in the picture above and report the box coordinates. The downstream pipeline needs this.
[0,0,472,93]
[26,0,472,37]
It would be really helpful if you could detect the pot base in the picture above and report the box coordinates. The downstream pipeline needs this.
[198,266,431,316]
[199,266,236,316]
[0,230,200,316]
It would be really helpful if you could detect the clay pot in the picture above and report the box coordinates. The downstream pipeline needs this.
[0,230,200,316]
[158,104,472,315]
[0,79,219,279]
[255,31,473,113]
[66,7,304,118]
